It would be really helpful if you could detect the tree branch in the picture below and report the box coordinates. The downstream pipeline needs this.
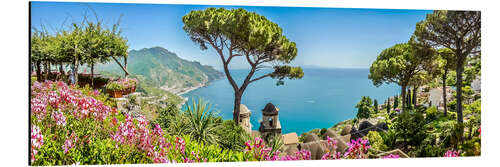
[111,55,129,75]
[205,35,239,92]
[249,73,272,83]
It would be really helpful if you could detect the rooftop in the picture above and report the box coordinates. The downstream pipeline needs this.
[282,132,299,145]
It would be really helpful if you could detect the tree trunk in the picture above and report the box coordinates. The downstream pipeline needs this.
[36,61,42,82]
[413,86,418,106]
[72,56,79,85]
[30,62,33,77]
[455,52,465,143]
[124,56,128,78]
[59,63,64,75]
[401,85,407,112]
[407,88,412,108]
[44,61,49,80]
[91,63,95,87]
[111,56,129,76]
[442,70,448,116]
[233,91,243,123]
[456,60,464,124]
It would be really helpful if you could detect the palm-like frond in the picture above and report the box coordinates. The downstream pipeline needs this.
[185,98,220,145]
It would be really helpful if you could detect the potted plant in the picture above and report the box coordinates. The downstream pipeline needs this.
[105,82,124,98]
[118,78,138,95]
[128,78,138,93]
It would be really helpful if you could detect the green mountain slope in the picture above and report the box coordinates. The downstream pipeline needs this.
[98,46,223,94]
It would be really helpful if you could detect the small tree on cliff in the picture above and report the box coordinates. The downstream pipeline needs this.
[413,10,481,125]
[356,96,373,119]
[368,43,435,112]
[182,8,304,123]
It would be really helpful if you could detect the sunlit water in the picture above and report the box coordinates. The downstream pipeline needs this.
[182,68,399,135]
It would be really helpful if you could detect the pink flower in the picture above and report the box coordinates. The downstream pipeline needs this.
[48,91,61,108]
[444,150,460,157]
[343,138,370,159]
[52,109,66,126]
[153,124,163,136]
[175,137,186,154]
[478,127,481,137]
[322,136,342,160]
[62,132,78,154]
[93,89,100,96]
[31,125,44,163]
[31,98,47,121]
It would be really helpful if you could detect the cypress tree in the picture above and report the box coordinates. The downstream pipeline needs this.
[386,98,391,113]
[413,87,417,106]
[393,95,399,110]
[407,89,412,109]
[374,99,378,114]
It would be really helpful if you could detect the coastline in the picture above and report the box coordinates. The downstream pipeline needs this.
[177,83,205,107]
[160,81,210,107]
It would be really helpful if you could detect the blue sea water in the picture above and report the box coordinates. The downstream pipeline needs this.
[182,68,400,135]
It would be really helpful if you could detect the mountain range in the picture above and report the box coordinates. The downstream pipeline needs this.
[98,46,224,94]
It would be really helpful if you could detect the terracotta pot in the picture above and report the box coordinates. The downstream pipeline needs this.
[108,90,123,98]
[124,87,131,95]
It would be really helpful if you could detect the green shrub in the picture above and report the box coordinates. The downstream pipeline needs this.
[320,128,327,137]
[393,110,426,146]
[464,99,481,138]
[380,129,397,149]
[413,133,448,157]
[129,94,137,105]
[364,131,387,152]
[153,103,187,136]
[447,99,456,112]
[216,120,250,151]
[459,136,481,156]
[165,134,247,162]
[425,106,439,121]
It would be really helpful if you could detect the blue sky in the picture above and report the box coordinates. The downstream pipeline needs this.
[31,1,432,69]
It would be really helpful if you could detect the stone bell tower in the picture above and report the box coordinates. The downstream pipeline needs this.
[235,104,252,134]
[259,103,282,139]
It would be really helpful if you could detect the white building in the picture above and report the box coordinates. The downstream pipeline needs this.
[428,87,453,108]
[471,76,481,93]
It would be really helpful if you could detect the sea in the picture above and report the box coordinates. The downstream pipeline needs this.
[182,68,400,135]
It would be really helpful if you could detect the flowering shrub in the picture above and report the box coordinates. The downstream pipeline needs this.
[344,138,371,159]
[30,81,240,165]
[321,136,372,160]
[243,137,311,161]
[321,136,341,160]
[122,78,138,88]
[30,125,44,163]
[30,81,150,165]
[106,78,138,91]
